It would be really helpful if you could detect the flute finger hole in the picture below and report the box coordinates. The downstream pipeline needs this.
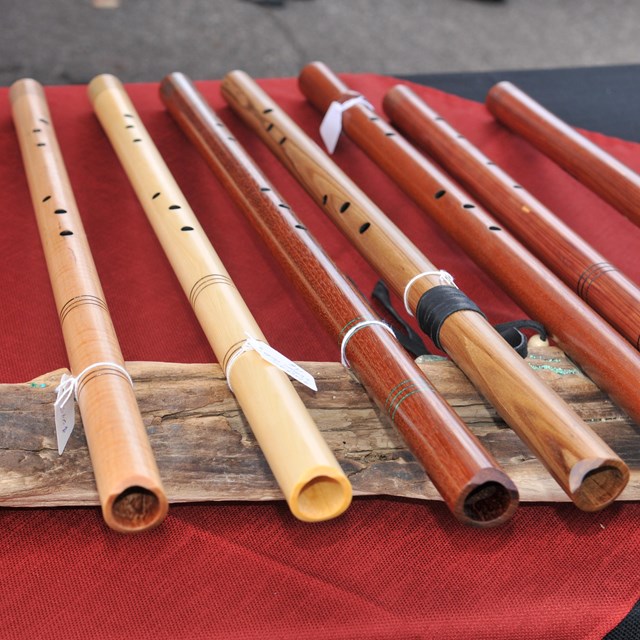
[463,481,514,525]
[463,204,475,209]
[152,192,161,199]
[434,190,446,199]
[489,226,502,231]
[60,230,73,236]
[181,226,194,231]
[55,209,67,214]
[359,222,371,234]
[111,486,163,530]
[42,195,51,202]
[340,202,351,213]
[296,475,349,522]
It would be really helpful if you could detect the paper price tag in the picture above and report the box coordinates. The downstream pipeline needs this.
[245,335,318,392]
[319,97,374,154]
[54,374,76,454]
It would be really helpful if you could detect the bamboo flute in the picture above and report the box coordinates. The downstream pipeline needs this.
[486,81,640,229]
[159,72,518,527]
[10,78,168,533]
[221,69,629,512]
[88,74,351,523]
[380,83,640,351]
[296,62,640,431]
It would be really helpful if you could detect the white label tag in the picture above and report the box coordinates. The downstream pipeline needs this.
[319,97,374,154]
[245,335,318,392]
[54,374,76,454]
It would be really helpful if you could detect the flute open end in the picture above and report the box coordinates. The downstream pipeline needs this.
[291,470,352,522]
[454,469,519,528]
[568,458,629,512]
[104,480,169,533]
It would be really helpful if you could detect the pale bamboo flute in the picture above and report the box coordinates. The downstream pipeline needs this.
[88,74,351,523]
[159,71,519,527]
[221,69,629,512]
[10,78,168,533]
[487,81,640,230]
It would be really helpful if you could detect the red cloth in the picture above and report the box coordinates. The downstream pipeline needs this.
[1,74,639,639]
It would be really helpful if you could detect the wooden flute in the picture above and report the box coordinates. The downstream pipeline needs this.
[486,81,640,230]
[296,62,640,431]
[221,69,629,512]
[88,74,351,523]
[159,72,518,527]
[10,79,168,533]
[381,83,640,351]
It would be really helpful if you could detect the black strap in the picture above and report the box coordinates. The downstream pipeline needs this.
[415,285,486,351]
[372,281,430,357]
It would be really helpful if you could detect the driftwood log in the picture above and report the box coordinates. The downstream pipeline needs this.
[1,345,639,507]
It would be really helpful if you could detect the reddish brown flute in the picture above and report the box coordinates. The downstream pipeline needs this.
[221,68,629,512]
[296,61,640,430]
[486,81,640,229]
[381,83,640,351]
[160,72,518,527]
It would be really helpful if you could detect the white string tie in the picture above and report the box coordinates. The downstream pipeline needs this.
[320,96,374,154]
[54,362,133,455]
[224,333,317,394]
[340,320,395,368]
[403,270,457,316]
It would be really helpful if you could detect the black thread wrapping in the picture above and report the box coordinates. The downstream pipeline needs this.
[415,286,485,350]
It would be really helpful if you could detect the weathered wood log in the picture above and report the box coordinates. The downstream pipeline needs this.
[1,345,638,507]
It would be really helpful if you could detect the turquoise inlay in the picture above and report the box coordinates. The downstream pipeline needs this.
[384,379,413,413]
[390,387,421,422]
[338,316,365,341]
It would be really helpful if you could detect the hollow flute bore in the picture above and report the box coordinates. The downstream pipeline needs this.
[221,68,629,512]
[160,72,518,527]
[10,79,168,533]
[298,63,640,436]
[486,81,640,230]
[382,84,640,351]
[88,74,351,523]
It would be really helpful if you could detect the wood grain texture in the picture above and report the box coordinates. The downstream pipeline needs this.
[1,348,638,510]
[158,71,517,527]
[222,68,629,511]
[384,84,640,351]
[9,78,168,533]
[486,81,640,229]
[88,74,351,523]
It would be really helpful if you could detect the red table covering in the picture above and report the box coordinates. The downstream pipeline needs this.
[1,74,639,639]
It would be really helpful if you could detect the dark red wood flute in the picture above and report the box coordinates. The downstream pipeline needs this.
[159,72,518,527]
[221,68,629,512]
[380,83,640,351]
[486,81,640,229]
[296,61,640,430]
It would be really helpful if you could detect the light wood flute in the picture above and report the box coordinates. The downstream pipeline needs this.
[10,78,168,533]
[88,74,351,522]
[159,71,519,527]
[221,69,629,512]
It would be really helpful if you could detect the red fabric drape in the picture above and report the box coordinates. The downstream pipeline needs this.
[1,74,638,639]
